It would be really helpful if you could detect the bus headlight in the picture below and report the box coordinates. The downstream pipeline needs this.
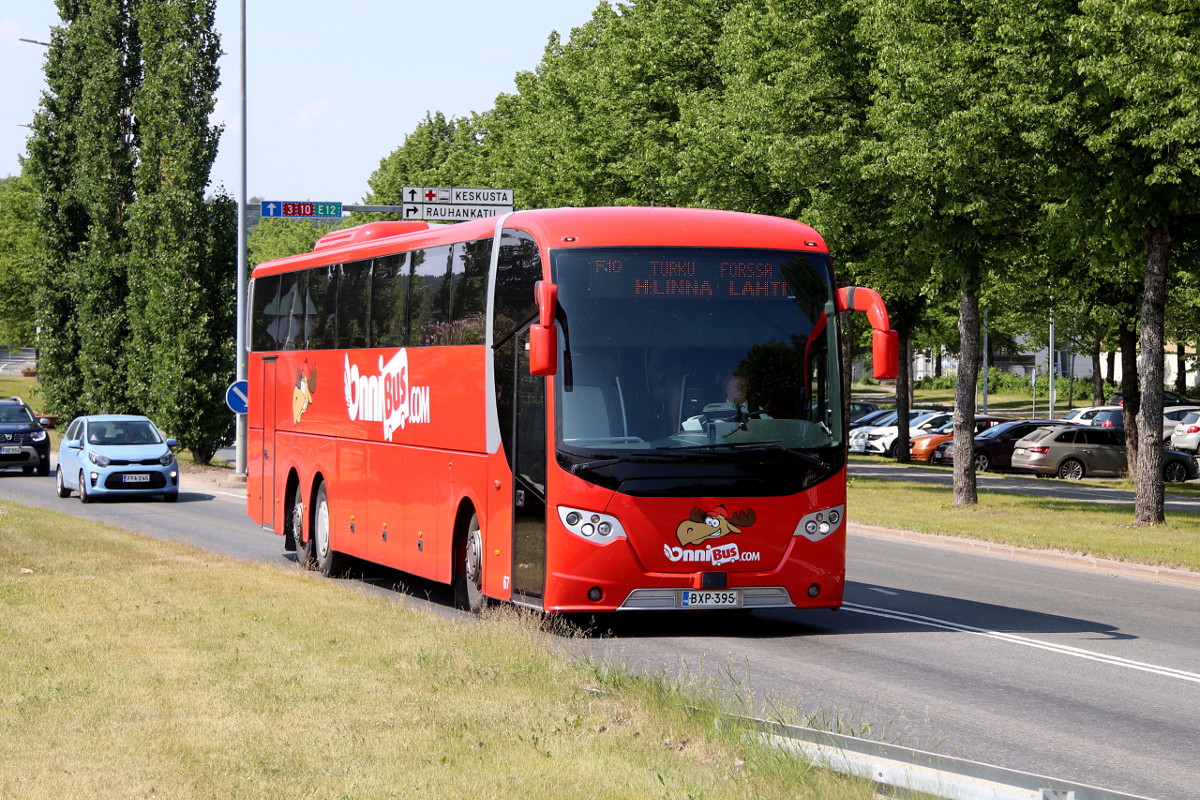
[794,505,845,542]
[558,506,626,544]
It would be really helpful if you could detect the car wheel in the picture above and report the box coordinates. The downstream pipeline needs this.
[22,465,34,475]
[1058,458,1085,480]
[55,466,70,498]
[454,512,486,614]
[37,459,49,477]
[291,483,313,569]
[973,452,990,472]
[162,491,179,502]
[79,471,92,504]
[1163,459,1190,483]
[888,440,900,459]
[313,482,345,577]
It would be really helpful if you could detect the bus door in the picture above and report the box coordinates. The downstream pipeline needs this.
[259,356,278,529]
[511,326,548,603]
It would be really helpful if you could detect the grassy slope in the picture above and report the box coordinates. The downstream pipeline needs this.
[0,501,871,800]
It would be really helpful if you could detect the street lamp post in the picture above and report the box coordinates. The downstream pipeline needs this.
[234,0,248,476]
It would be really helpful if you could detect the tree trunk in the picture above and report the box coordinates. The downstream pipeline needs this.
[1176,342,1187,395]
[895,325,911,463]
[935,348,943,378]
[1119,320,1140,485]
[953,261,980,507]
[1092,331,1104,406]
[907,339,916,406]
[1135,225,1170,526]
[1106,350,1115,384]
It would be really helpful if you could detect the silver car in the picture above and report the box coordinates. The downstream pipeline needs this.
[1012,425,1197,482]
[1170,411,1200,453]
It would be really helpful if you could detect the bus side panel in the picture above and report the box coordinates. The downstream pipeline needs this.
[403,447,446,582]
[246,426,264,527]
[367,441,406,571]
[335,440,370,561]
[447,454,487,587]
[485,449,514,601]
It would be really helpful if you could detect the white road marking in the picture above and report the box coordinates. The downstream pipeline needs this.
[843,602,1200,685]
[867,587,899,596]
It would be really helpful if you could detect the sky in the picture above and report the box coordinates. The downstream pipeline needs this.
[1,0,604,203]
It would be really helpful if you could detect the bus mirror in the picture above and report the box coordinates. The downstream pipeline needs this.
[535,281,558,327]
[872,329,899,380]
[529,324,558,376]
[836,286,890,332]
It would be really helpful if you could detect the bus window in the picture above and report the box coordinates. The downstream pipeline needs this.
[338,260,372,348]
[408,245,453,345]
[306,264,338,350]
[278,271,305,350]
[449,239,490,344]
[371,253,407,348]
[250,274,280,351]
[493,230,541,345]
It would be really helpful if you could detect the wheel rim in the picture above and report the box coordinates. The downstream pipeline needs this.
[314,491,330,560]
[974,454,988,471]
[56,468,63,493]
[1061,461,1083,480]
[465,523,483,593]
[1165,461,1187,483]
[79,472,87,498]
[291,496,305,549]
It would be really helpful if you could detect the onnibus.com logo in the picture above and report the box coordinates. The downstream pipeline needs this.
[663,542,761,567]
[343,351,431,441]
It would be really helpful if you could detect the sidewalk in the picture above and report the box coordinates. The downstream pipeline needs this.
[849,520,1200,591]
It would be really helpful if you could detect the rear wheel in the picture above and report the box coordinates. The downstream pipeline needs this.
[1058,458,1085,480]
[291,483,313,569]
[313,482,345,577]
[973,452,990,472]
[1163,459,1190,483]
[55,466,70,498]
[79,471,92,504]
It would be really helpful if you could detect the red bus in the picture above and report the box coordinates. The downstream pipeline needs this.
[246,207,897,612]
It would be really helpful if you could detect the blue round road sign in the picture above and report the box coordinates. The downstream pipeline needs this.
[225,380,249,414]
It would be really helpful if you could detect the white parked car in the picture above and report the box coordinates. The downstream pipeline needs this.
[850,409,950,458]
[1062,405,1114,426]
[1170,409,1200,453]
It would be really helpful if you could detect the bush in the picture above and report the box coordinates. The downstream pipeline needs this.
[916,368,1120,402]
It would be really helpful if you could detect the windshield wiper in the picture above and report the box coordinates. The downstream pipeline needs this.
[662,440,827,469]
[568,451,686,473]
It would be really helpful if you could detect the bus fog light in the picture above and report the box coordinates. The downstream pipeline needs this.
[565,512,581,526]
[588,586,604,602]
[805,521,819,535]
[581,523,595,536]
[597,522,612,536]
[808,583,820,598]
[818,521,830,534]
[829,510,840,524]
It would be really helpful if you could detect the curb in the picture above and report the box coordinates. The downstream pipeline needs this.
[848,521,1200,591]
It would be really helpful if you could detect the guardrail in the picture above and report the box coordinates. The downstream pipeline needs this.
[749,716,1155,800]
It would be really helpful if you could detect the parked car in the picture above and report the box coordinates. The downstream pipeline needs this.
[0,397,52,476]
[849,408,895,430]
[849,400,881,422]
[852,410,950,458]
[932,419,1066,471]
[1092,406,1200,443]
[848,408,939,454]
[1061,405,1113,426]
[55,415,180,502]
[1108,390,1195,408]
[1169,410,1200,453]
[910,416,1011,462]
[1011,425,1198,482]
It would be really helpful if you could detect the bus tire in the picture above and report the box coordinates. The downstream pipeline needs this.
[313,482,345,577]
[291,483,314,569]
[455,512,486,614]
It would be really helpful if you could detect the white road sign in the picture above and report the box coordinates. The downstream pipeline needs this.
[402,186,513,206]
[403,203,514,222]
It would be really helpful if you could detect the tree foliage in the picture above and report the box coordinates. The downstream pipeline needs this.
[0,172,39,346]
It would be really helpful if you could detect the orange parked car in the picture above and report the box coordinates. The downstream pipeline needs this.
[909,416,1011,462]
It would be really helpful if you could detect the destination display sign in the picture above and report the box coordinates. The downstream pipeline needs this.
[582,250,801,300]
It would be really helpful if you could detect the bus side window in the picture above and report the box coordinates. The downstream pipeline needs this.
[338,260,372,349]
[278,271,306,351]
[493,230,541,345]
[449,239,491,344]
[251,274,281,351]
[306,264,338,350]
[408,245,453,346]
[371,253,407,348]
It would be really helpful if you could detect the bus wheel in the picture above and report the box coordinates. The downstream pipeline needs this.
[457,513,485,613]
[291,484,314,569]
[313,482,345,577]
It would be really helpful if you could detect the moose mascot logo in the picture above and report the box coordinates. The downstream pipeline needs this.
[293,361,316,425]
[675,504,756,546]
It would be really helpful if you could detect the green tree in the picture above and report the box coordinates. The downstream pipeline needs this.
[0,172,39,346]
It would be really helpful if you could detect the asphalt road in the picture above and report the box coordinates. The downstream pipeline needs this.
[2,469,1197,799]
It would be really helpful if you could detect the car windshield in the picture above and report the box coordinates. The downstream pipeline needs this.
[87,420,163,446]
[0,406,34,423]
[977,421,1020,440]
[552,246,841,457]
[856,409,891,426]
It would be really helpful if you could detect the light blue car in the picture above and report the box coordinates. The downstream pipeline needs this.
[55,415,180,502]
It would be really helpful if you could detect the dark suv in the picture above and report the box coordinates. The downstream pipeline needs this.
[0,397,51,476]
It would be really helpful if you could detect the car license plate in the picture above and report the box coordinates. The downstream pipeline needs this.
[680,590,741,608]
[122,473,151,483]
[1015,448,1026,455]
[1,446,19,455]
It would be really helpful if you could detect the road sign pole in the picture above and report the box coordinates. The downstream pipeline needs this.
[234,0,248,478]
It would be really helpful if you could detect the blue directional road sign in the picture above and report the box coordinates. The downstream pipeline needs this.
[225,380,249,415]
[260,201,342,218]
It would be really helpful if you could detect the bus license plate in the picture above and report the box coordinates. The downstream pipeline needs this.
[1,446,19,455]
[680,590,740,608]
[123,473,151,483]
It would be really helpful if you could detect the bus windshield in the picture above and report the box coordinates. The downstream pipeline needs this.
[551,246,841,468]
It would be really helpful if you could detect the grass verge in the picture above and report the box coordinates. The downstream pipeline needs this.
[0,501,872,800]
[848,475,1200,572]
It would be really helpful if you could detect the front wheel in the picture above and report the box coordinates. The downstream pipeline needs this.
[79,471,92,504]
[37,460,49,477]
[456,513,486,613]
[22,465,34,475]
[313,482,345,577]
[1058,458,1085,480]
[1163,459,1190,483]
[56,466,70,498]
[162,491,179,502]
[973,452,990,472]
